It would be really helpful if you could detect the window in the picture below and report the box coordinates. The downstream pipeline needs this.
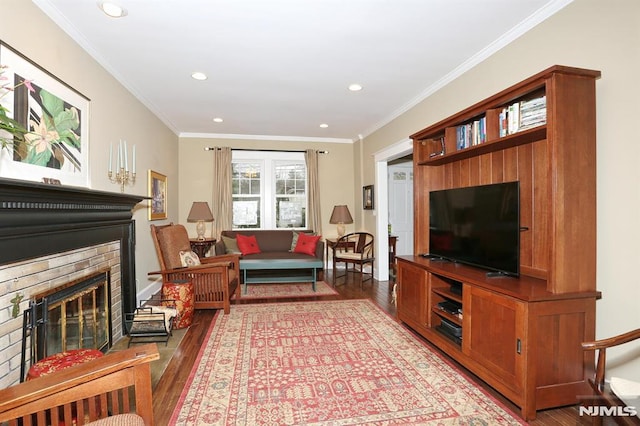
[232,151,307,229]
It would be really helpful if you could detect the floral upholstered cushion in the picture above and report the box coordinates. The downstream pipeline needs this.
[26,349,104,380]
[179,250,201,267]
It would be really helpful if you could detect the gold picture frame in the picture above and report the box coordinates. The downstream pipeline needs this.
[148,170,167,220]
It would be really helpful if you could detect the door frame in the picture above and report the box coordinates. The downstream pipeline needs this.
[373,138,413,281]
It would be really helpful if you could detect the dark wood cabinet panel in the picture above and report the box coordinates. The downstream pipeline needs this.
[463,285,525,396]
[396,259,428,334]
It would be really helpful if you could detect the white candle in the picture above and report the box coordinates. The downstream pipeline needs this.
[109,142,113,173]
[118,140,122,170]
[124,140,128,172]
[132,144,136,174]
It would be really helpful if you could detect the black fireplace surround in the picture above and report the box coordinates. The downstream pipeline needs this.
[0,177,146,317]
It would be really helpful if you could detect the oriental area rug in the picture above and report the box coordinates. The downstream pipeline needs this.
[233,281,338,300]
[170,299,525,425]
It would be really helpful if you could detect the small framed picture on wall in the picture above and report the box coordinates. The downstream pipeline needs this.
[148,170,167,220]
[363,185,374,210]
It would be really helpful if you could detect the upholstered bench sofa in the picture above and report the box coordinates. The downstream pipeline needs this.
[215,230,324,283]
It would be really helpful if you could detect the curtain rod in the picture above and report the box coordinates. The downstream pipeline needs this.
[204,147,329,154]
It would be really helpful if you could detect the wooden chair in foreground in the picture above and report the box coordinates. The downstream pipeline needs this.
[150,223,240,314]
[582,328,640,426]
[0,343,159,426]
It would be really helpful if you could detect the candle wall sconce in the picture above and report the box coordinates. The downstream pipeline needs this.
[108,140,136,192]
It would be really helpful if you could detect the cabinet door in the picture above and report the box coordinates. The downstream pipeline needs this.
[462,285,526,395]
[396,260,428,332]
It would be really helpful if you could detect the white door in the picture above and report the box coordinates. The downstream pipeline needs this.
[388,163,414,255]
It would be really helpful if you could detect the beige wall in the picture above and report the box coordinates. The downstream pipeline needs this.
[360,0,640,380]
[0,1,179,302]
[2,0,638,381]
[178,137,355,239]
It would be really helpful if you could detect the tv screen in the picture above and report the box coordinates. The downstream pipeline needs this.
[429,182,520,277]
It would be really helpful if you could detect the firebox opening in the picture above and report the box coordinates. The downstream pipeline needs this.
[28,269,112,363]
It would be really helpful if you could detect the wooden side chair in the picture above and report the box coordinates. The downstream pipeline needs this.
[581,328,640,425]
[332,232,374,287]
[149,223,240,314]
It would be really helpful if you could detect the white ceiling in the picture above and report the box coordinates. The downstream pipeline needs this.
[33,0,572,142]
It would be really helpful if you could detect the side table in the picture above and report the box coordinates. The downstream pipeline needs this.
[162,280,194,329]
[189,237,216,258]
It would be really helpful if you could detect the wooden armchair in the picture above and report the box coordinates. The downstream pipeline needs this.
[0,343,159,426]
[150,224,239,314]
[582,328,640,425]
[332,232,374,287]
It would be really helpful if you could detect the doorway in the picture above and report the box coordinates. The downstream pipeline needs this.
[373,138,413,281]
[388,159,413,257]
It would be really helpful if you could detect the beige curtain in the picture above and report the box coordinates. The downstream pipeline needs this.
[211,147,232,239]
[305,149,322,233]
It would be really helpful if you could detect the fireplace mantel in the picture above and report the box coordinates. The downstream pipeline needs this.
[0,177,147,316]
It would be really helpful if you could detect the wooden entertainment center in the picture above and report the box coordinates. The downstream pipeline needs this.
[396,65,602,420]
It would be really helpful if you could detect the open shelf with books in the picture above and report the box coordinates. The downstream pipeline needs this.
[418,125,546,166]
[414,69,584,167]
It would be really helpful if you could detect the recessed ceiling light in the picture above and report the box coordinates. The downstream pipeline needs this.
[319,123,329,128]
[191,72,207,81]
[98,1,127,18]
[348,83,363,92]
[213,117,223,123]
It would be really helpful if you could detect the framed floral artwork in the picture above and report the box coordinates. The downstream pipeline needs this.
[0,41,90,187]
[148,170,167,220]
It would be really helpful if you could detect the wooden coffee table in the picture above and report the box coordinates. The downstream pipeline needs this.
[239,258,324,294]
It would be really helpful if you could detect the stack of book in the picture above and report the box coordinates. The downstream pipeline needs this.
[519,96,547,130]
[456,116,486,150]
[499,95,547,136]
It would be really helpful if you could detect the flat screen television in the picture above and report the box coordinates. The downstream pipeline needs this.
[428,181,520,277]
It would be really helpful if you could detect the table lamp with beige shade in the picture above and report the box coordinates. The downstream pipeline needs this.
[329,205,353,237]
[187,201,214,241]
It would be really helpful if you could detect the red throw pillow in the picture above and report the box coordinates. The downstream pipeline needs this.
[236,234,261,255]
[294,233,321,256]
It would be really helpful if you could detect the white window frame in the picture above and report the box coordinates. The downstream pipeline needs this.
[232,151,307,230]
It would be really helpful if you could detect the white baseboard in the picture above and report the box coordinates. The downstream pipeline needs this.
[137,278,162,307]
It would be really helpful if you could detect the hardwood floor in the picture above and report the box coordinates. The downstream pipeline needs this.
[153,271,591,425]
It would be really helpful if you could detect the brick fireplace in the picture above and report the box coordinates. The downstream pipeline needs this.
[0,178,145,388]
